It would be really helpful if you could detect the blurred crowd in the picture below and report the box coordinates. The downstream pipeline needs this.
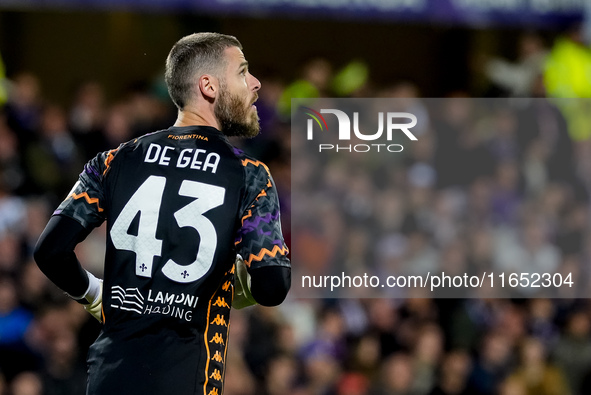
[1,25,591,395]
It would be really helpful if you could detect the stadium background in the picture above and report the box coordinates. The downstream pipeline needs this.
[2,2,591,394]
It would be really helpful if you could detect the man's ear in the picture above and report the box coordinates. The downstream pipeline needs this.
[198,75,217,100]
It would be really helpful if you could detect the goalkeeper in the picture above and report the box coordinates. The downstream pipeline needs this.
[33,32,290,395]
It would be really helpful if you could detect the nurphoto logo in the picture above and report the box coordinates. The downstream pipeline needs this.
[303,106,418,153]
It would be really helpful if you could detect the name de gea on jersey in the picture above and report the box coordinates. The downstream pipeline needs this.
[144,142,221,174]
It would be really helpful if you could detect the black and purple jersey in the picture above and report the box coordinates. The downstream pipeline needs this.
[54,125,290,395]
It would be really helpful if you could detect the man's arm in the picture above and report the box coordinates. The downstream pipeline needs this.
[34,215,104,322]
[250,266,291,306]
[34,215,92,297]
[33,148,116,321]
[234,157,291,309]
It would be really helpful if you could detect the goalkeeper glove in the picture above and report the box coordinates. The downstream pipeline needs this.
[232,255,257,310]
[68,270,103,323]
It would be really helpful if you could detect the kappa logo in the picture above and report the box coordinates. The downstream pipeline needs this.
[211,350,224,363]
[210,333,225,345]
[212,297,229,308]
[207,389,219,395]
[211,314,228,326]
[302,106,418,153]
[222,281,231,292]
[209,369,222,381]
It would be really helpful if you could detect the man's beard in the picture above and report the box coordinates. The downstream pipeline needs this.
[214,86,260,138]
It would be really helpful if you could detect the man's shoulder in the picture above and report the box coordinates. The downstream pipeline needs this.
[231,147,271,177]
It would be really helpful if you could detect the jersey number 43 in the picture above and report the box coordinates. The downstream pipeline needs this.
[110,175,225,283]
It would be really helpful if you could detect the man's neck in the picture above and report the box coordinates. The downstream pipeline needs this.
[174,108,220,130]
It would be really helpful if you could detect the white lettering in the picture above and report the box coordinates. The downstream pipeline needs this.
[165,293,175,305]
[354,144,370,152]
[203,153,220,174]
[387,113,418,140]
[307,119,314,140]
[321,109,351,140]
[177,149,192,168]
[159,146,174,166]
[173,306,185,319]
[145,143,161,163]
[353,112,383,140]
[387,144,404,152]
[191,149,207,170]
[141,289,199,321]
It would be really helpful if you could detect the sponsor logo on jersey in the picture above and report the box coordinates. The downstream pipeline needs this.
[146,289,199,308]
[110,285,198,322]
[110,286,145,314]
[167,134,208,141]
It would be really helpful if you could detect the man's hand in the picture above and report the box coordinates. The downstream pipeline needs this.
[69,270,103,323]
[232,255,257,309]
[83,280,103,323]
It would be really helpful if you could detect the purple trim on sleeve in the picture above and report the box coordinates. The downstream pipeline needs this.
[240,212,279,232]
[84,163,100,178]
